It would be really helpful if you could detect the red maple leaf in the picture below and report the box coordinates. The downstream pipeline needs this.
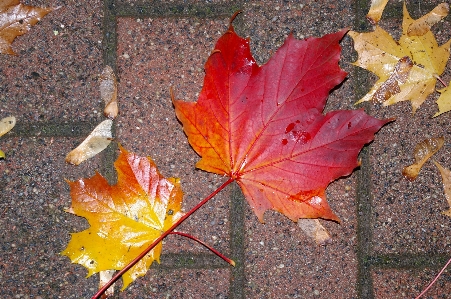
[173,24,390,222]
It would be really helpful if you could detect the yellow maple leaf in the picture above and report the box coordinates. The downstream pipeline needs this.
[61,146,184,290]
[349,2,451,114]
[434,85,451,117]
[0,0,54,55]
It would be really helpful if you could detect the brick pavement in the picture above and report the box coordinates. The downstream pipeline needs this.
[0,0,450,298]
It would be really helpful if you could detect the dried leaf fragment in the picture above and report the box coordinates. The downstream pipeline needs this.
[408,3,449,37]
[298,219,331,245]
[434,161,451,217]
[0,116,16,136]
[0,0,54,55]
[366,0,389,24]
[372,56,413,104]
[402,137,444,180]
[100,66,118,119]
[65,119,113,165]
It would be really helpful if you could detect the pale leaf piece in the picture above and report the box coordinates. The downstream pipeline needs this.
[366,0,389,24]
[99,270,115,299]
[408,3,449,37]
[298,219,331,245]
[434,161,451,217]
[402,137,444,180]
[350,3,451,114]
[372,56,413,104]
[0,0,54,55]
[0,150,5,159]
[65,119,113,165]
[100,66,118,119]
[0,116,16,136]
[433,85,451,117]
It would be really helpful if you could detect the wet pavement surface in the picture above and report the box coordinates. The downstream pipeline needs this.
[1,0,450,298]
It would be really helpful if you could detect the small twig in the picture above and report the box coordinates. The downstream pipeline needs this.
[415,257,451,299]
[169,231,235,266]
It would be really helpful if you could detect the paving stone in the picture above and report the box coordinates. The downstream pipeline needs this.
[372,268,451,299]
[120,268,229,299]
[363,8,451,256]
[0,0,104,123]
[245,175,358,299]
[2,0,451,298]
[116,17,231,254]
[0,137,104,298]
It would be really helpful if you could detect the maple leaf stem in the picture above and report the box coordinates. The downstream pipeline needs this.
[434,74,448,87]
[169,231,235,266]
[91,177,235,299]
[414,256,451,299]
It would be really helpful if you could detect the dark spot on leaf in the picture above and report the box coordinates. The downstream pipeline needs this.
[285,123,295,133]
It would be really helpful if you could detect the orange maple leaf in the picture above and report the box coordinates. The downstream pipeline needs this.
[0,0,54,55]
[173,24,390,223]
[61,146,184,290]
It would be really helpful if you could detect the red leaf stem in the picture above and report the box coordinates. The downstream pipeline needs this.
[169,231,235,266]
[415,256,451,299]
[91,177,235,299]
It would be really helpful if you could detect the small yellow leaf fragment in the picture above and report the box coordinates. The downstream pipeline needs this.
[366,0,389,25]
[434,161,451,217]
[407,3,449,37]
[65,119,113,165]
[402,137,444,180]
[372,56,413,104]
[298,218,331,246]
[100,66,118,119]
[0,116,15,137]
[0,150,5,159]
[433,85,451,117]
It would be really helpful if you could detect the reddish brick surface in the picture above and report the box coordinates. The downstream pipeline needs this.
[1,1,451,298]
[116,17,231,255]
[373,269,451,299]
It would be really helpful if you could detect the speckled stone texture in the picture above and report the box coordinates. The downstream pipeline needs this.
[1,0,451,298]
